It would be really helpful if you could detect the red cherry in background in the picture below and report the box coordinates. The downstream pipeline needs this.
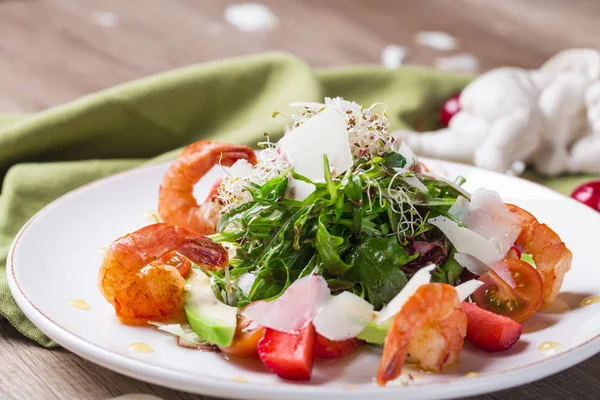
[440,93,461,127]
[571,181,600,212]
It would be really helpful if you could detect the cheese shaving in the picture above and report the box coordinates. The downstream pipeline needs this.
[291,97,396,161]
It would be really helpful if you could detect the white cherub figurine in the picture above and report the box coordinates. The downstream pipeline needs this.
[396,48,600,176]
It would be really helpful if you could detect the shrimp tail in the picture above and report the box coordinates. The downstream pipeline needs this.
[377,334,409,385]
[178,236,229,271]
[377,283,466,386]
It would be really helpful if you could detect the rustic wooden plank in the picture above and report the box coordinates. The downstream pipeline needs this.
[1,321,599,399]
[0,323,210,400]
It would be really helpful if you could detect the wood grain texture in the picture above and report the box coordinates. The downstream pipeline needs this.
[1,0,600,399]
[1,322,600,400]
[0,0,599,112]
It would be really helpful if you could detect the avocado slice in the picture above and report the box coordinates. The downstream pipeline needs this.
[357,320,391,345]
[184,271,237,347]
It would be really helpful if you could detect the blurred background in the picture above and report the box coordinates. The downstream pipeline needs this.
[1,0,599,112]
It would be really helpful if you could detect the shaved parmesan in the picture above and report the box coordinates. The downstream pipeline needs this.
[286,178,316,202]
[313,292,374,340]
[424,172,471,199]
[290,98,394,162]
[402,175,429,194]
[241,275,330,333]
[429,216,502,266]
[454,252,489,275]
[455,280,484,302]
[449,189,519,256]
[278,106,353,200]
[148,322,207,346]
[376,264,436,323]
[229,159,253,179]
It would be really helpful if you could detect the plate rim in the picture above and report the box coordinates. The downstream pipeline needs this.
[7,160,600,400]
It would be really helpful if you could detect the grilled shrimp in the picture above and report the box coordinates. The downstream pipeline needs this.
[377,283,467,386]
[98,223,228,325]
[507,204,572,307]
[158,140,257,234]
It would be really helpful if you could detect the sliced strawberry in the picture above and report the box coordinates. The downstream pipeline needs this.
[314,334,362,359]
[462,302,522,352]
[257,322,315,381]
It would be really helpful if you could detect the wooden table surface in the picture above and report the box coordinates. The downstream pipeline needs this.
[1,0,600,399]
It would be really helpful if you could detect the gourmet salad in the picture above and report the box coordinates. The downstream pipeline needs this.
[98,98,572,385]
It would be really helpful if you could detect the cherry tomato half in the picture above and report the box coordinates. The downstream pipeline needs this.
[219,315,265,359]
[472,258,543,323]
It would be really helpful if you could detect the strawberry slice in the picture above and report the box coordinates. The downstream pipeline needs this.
[462,302,522,352]
[257,322,315,380]
[314,334,362,359]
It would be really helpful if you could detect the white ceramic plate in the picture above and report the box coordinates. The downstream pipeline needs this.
[7,159,600,400]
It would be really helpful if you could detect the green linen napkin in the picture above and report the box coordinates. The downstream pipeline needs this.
[0,53,595,348]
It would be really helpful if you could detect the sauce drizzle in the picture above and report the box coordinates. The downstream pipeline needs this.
[129,343,153,353]
[67,299,90,310]
[538,341,560,351]
[580,296,600,307]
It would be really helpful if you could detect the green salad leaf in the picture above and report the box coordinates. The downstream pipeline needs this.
[208,148,469,310]
[344,236,417,309]
[315,215,353,276]
[382,151,407,169]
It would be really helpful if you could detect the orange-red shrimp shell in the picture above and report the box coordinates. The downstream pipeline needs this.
[98,223,228,325]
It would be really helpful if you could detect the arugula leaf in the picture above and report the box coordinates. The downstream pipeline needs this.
[342,174,363,206]
[203,269,250,307]
[326,278,356,293]
[258,174,288,201]
[248,258,290,301]
[314,215,353,276]
[323,154,338,203]
[345,236,417,309]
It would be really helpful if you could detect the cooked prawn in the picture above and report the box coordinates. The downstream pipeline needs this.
[507,204,572,308]
[377,283,467,386]
[158,141,257,234]
[98,223,228,325]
